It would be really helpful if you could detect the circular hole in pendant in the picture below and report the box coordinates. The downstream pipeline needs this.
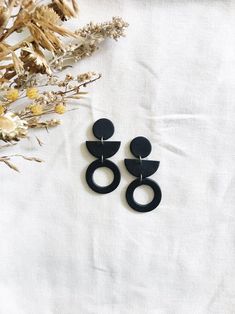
[133,185,154,205]
[93,166,114,187]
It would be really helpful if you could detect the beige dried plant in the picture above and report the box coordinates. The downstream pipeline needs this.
[0,0,128,171]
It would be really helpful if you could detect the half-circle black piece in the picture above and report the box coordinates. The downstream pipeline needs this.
[86,141,121,158]
[92,118,114,140]
[126,178,162,212]
[124,159,160,178]
[130,136,152,158]
[86,159,121,194]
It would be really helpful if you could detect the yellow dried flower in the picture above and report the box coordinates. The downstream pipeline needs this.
[6,89,19,101]
[30,104,43,115]
[26,87,39,99]
[0,105,5,115]
[55,103,66,114]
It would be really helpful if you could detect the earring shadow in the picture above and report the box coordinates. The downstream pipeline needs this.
[117,141,142,214]
[79,122,100,194]
[80,142,96,195]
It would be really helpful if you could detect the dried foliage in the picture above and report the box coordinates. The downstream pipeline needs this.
[0,0,128,171]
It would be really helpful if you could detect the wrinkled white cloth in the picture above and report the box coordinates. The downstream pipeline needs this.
[1,1,235,313]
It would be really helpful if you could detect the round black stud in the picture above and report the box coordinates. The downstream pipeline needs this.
[92,118,114,140]
[86,159,121,194]
[126,178,162,212]
[130,136,152,158]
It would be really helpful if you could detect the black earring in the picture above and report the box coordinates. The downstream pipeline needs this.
[86,118,121,194]
[125,136,162,212]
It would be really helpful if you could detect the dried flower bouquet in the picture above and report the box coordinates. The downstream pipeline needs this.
[0,0,128,171]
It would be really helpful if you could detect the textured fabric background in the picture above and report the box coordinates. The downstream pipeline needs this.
[1,1,235,313]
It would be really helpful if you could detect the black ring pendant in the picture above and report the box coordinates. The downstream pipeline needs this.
[86,119,121,194]
[86,159,121,194]
[125,136,162,212]
[126,178,162,212]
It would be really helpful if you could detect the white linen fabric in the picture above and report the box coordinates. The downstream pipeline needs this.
[1,0,235,313]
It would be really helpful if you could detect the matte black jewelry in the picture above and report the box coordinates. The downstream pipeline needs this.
[86,118,121,194]
[125,136,162,212]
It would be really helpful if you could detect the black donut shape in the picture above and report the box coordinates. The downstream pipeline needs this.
[86,159,121,194]
[126,178,162,212]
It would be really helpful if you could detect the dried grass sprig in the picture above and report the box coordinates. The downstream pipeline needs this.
[0,154,43,172]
